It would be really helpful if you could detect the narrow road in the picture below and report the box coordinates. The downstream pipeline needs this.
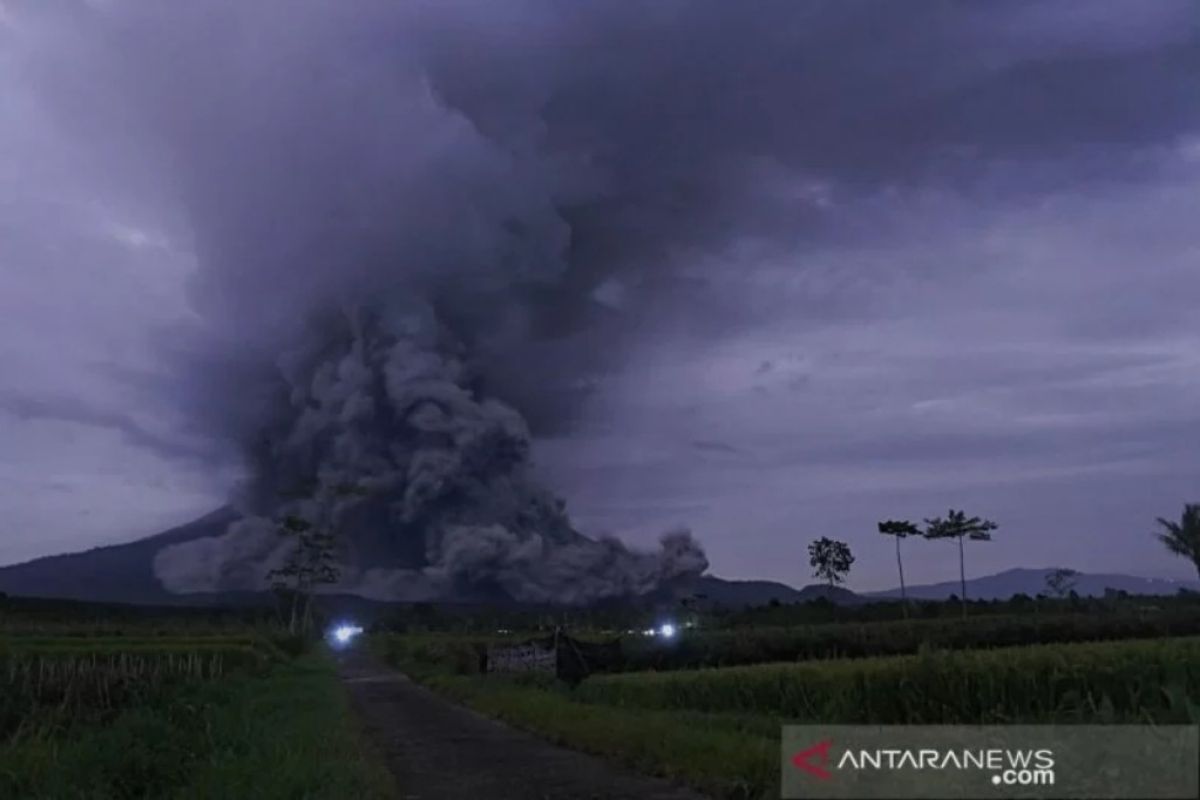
[335,648,708,800]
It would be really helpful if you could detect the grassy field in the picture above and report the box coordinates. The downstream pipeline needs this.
[376,627,1200,799]
[372,603,1200,674]
[1,618,395,799]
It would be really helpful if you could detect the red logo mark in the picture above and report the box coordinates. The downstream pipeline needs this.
[792,739,835,781]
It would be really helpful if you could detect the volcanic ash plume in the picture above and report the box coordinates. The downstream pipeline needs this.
[153,309,707,603]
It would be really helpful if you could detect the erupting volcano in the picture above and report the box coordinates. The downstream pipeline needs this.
[154,310,706,603]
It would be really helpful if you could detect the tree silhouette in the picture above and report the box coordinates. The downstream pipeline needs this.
[1044,567,1078,599]
[808,537,855,590]
[878,520,921,618]
[923,509,997,617]
[268,513,341,635]
[1154,503,1200,579]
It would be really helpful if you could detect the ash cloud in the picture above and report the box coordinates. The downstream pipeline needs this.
[7,0,1196,599]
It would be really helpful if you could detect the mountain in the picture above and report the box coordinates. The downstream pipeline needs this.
[0,508,238,605]
[0,509,835,609]
[869,567,1200,601]
[688,576,861,607]
[5,512,1193,608]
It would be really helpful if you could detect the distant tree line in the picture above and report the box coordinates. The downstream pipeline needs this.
[806,501,1200,621]
[807,507,998,618]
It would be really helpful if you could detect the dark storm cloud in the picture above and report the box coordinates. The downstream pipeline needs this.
[2,0,1197,585]
[22,0,1193,430]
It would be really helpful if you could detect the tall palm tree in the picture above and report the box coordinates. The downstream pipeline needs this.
[1154,503,1200,579]
[924,509,998,617]
[878,520,920,618]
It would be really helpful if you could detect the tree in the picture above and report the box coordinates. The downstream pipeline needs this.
[1154,503,1200,579]
[1044,567,1078,599]
[808,537,855,590]
[923,509,997,617]
[878,520,921,618]
[268,513,341,635]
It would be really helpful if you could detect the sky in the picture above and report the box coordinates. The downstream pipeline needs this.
[1,1,1199,592]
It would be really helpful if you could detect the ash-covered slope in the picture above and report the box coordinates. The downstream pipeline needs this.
[149,313,707,605]
[0,501,704,607]
[0,509,237,605]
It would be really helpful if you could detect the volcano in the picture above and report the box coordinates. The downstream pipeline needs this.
[0,509,802,609]
[0,509,239,605]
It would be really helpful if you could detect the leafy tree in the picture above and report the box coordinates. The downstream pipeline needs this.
[808,537,855,589]
[878,519,921,617]
[1154,503,1200,579]
[923,509,997,616]
[1044,567,1078,599]
[268,513,341,635]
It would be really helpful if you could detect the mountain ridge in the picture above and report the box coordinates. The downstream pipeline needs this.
[2,510,1196,607]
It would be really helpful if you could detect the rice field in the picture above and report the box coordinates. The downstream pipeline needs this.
[0,607,395,799]
[382,629,1200,799]
[577,636,1200,724]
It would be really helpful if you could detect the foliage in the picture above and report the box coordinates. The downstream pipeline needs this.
[923,509,998,543]
[0,595,278,637]
[877,520,920,537]
[0,637,276,740]
[923,508,998,613]
[1044,568,1079,599]
[422,673,777,800]
[617,607,1200,671]
[268,513,342,635]
[0,656,396,800]
[807,537,854,587]
[378,630,1200,800]
[1154,503,1200,578]
[371,633,493,679]
[578,636,1200,725]
[877,519,921,615]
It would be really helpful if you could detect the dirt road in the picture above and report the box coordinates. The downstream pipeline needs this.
[336,648,708,800]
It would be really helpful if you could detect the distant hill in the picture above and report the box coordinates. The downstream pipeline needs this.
[0,508,238,605]
[688,576,861,607]
[0,509,840,609]
[4,513,1194,609]
[870,567,1200,601]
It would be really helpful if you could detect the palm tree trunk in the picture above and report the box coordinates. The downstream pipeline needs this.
[958,535,967,618]
[895,535,908,619]
[288,590,299,635]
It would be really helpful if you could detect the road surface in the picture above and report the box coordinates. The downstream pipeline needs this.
[336,648,708,800]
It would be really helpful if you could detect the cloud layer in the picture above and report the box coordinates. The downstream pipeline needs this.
[1,1,1197,589]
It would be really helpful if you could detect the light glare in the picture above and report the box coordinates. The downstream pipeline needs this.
[331,624,364,645]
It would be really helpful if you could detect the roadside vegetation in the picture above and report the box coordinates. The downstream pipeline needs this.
[0,601,394,800]
[374,592,1200,800]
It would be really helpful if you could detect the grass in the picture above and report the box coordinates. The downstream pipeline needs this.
[620,607,1200,670]
[0,653,396,800]
[425,673,778,799]
[377,634,1200,800]
[580,636,1200,723]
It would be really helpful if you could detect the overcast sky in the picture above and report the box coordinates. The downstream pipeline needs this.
[2,1,1198,591]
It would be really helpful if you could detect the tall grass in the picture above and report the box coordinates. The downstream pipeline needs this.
[621,608,1200,670]
[0,638,276,740]
[579,636,1200,723]
[0,655,396,800]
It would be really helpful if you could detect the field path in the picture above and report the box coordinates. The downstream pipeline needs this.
[336,648,708,800]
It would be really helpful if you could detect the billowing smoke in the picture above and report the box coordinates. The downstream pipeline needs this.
[11,0,1193,601]
[154,307,706,602]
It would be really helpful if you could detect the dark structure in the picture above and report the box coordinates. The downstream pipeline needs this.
[483,630,623,685]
